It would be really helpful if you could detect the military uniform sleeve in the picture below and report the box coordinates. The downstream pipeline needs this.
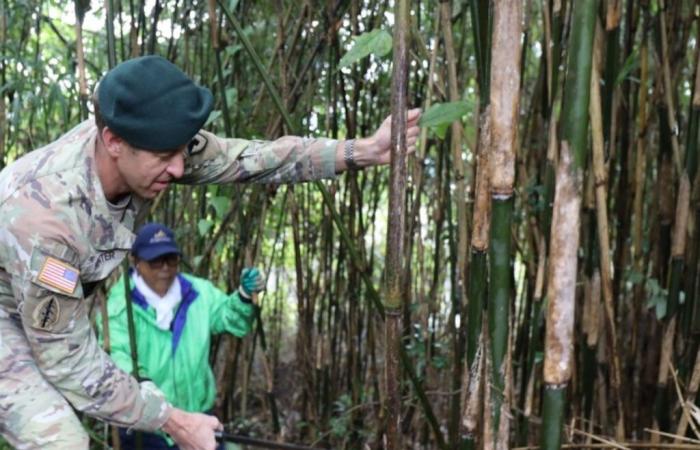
[12,235,171,431]
[190,276,254,337]
[179,130,338,185]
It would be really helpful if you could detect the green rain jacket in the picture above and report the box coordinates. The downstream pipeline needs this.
[97,271,254,415]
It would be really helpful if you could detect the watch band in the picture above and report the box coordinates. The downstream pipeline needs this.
[344,139,360,170]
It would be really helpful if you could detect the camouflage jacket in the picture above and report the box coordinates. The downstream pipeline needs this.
[0,120,337,430]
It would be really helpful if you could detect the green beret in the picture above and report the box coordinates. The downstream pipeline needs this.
[98,55,214,152]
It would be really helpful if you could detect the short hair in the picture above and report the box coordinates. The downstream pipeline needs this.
[92,90,105,133]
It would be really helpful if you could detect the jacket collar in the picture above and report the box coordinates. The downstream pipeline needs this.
[129,270,199,354]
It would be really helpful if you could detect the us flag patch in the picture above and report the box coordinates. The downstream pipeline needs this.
[37,257,79,295]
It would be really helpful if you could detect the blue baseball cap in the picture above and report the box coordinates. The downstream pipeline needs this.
[131,223,181,261]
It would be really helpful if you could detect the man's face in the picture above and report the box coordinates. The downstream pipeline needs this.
[135,253,180,297]
[114,142,186,199]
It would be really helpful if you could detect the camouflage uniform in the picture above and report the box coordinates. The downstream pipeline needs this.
[0,120,337,449]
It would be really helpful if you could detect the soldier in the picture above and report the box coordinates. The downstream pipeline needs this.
[0,55,420,450]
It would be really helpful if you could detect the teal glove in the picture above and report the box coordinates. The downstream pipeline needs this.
[238,267,265,299]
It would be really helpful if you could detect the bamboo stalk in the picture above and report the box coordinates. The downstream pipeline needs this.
[467,104,492,385]
[632,38,648,270]
[467,0,491,106]
[487,2,522,446]
[104,0,116,68]
[439,2,472,446]
[657,0,683,176]
[589,26,625,439]
[464,0,494,444]
[540,0,565,241]
[542,1,598,448]
[74,0,88,120]
[383,0,409,447]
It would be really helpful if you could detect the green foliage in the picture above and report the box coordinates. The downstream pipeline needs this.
[210,196,231,219]
[329,394,353,437]
[627,270,668,319]
[419,101,471,138]
[645,278,668,320]
[198,219,214,237]
[338,29,393,69]
[405,322,448,376]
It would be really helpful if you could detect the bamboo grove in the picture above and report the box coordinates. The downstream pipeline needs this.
[5,0,700,448]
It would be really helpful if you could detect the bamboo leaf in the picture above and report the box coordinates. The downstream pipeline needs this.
[614,49,639,86]
[419,101,471,128]
[339,29,392,69]
[434,123,449,139]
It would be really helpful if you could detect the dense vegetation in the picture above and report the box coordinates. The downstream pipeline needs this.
[3,0,700,449]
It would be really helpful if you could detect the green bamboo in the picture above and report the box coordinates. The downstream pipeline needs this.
[488,197,512,430]
[122,260,143,450]
[559,3,597,170]
[541,0,597,448]
[485,2,522,445]
[541,386,566,449]
[463,1,493,445]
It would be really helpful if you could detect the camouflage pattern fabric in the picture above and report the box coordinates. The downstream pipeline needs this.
[0,120,337,448]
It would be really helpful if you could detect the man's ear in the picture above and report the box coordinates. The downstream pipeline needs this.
[101,127,125,158]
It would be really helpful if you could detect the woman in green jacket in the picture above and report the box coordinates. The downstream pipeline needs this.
[97,222,264,449]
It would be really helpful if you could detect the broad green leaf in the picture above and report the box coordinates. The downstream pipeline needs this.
[211,196,231,219]
[198,219,213,237]
[419,101,471,128]
[339,29,392,69]
[434,123,449,140]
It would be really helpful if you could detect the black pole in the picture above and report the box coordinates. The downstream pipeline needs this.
[215,431,327,450]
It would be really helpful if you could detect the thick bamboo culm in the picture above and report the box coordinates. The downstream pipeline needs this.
[542,1,598,449]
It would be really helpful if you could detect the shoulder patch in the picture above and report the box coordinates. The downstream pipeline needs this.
[32,297,60,329]
[187,134,208,156]
[37,256,80,295]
